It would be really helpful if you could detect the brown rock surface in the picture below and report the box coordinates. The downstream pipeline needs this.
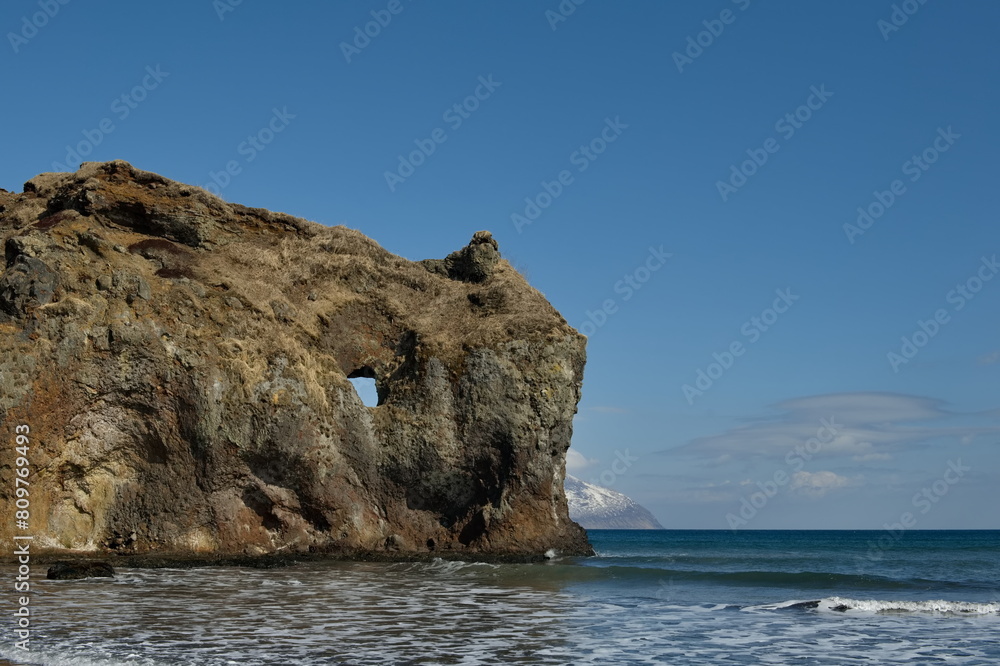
[0,160,592,560]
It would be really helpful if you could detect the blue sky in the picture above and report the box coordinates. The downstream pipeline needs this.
[3,0,997,529]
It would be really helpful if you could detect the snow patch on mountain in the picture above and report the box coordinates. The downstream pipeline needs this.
[565,475,664,529]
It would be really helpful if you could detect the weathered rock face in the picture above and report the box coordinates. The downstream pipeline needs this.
[0,161,591,559]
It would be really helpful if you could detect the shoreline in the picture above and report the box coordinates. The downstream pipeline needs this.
[0,548,583,571]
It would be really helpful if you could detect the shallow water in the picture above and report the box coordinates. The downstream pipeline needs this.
[1,530,997,665]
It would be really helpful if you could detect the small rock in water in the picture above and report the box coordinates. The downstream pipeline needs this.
[47,561,115,580]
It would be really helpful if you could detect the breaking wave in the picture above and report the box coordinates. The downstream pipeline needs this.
[744,597,1000,615]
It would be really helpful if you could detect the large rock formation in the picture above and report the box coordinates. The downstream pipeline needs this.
[0,161,591,559]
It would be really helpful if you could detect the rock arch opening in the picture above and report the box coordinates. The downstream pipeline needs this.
[347,366,380,407]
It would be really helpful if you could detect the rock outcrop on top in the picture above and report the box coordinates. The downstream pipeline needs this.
[0,161,592,559]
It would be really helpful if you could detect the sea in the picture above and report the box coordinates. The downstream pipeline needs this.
[1,530,998,665]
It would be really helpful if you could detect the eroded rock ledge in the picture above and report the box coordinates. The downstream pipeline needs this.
[0,161,592,560]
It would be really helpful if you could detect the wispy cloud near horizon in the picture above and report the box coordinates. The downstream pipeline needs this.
[979,350,1000,366]
[663,392,1000,466]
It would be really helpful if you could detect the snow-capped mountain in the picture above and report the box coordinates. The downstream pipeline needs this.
[564,475,664,529]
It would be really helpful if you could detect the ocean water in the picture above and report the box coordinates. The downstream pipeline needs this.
[2,530,998,665]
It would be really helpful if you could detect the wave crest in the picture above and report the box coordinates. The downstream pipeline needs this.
[818,597,1000,615]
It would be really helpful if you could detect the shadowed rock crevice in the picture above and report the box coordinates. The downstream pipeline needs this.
[0,246,59,318]
[0,160,591,560]
[241,487,283,531]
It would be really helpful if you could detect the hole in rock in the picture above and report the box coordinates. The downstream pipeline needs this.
[348,376,379,407]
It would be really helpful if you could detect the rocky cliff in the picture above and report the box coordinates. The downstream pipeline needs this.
[0,160,591,559]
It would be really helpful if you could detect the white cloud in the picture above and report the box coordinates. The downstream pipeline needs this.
[979,350,1000,365]
[789,470,852,497]
[566,448,600,474]
[668,392,1000,465]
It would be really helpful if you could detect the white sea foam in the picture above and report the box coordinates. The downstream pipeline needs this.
[818,597,1000,615]
[0,645,168,665]
[743,597,1000,615]
[4,563,1000,665]
[421,557,501,574]
[742,599,819,611]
